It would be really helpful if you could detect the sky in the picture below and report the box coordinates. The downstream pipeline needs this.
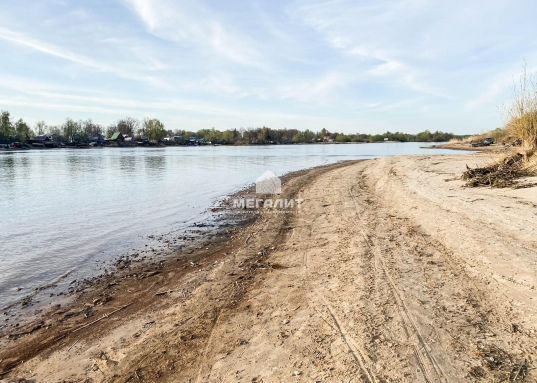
[0,0,536,135]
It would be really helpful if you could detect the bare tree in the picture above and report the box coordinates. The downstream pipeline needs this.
[116,116,140,137]
[82,119,103,137]
[34,120,47,136]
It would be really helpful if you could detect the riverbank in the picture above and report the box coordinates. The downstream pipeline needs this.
[436,141,516,152]
[0,140,448,151]
[2,152,537,382]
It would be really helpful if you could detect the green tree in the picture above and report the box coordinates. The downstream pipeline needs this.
[335,134,351,143]
[222,129,237,143]
[370,134,383,142]
[62,118,81,142]
[144,118,167,140]
[416,130,432,142]
[292,132,303,143]
[0,111,14,138]
[303,129,316,142]
[258,126,270,142]
[14,119,34,141]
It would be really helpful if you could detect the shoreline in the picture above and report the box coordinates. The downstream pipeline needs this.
[0,160,359,377]
[2,152,537,381]
[0,140,452,152]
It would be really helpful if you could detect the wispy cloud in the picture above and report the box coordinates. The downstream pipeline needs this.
[123,0,266,68]
[0,27,109,71]
[0,0,536,133]
[0,27,172,89]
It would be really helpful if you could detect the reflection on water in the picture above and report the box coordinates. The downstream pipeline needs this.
[0,143,469,308]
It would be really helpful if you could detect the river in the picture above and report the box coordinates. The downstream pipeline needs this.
[0,143,469,308]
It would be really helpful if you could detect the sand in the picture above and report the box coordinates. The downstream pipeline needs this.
[1,152,537,382]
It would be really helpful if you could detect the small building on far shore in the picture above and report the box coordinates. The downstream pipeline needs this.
[109,132,124,142]
[108,132,125,147]
[27,135,59,148]
[88,135,106,145]
[123,136,138,146]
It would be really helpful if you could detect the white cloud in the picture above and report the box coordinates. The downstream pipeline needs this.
[0,27,172,89]
[0,27,109,72]
[278,72,349,103]
[123,0,265,68]
[0,0,536,133]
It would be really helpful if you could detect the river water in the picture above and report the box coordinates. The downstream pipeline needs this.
[0,143,469,308]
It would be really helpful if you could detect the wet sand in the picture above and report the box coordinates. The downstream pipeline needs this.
[2,153,537,382]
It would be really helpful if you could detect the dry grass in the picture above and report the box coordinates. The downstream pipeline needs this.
[462,64,537,188]
[522,150,537,173]
[501,65,537,151]
[450,128,510,144]
[458,65,537,186]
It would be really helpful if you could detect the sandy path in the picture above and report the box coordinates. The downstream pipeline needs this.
[4,153,537,382]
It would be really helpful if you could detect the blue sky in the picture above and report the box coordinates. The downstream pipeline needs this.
[0,0,536,134]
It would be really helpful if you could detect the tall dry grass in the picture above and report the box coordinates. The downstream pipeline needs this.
[452,128,509,144]
[501,65,537,151]
[522,150,537,174]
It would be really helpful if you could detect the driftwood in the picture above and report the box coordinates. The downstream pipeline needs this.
[462,153,526,188]
[71,303,132,333]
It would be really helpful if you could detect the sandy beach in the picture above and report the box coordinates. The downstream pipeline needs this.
[2,152,537,382]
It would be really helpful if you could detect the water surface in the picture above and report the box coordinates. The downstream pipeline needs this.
[0,143,468,308]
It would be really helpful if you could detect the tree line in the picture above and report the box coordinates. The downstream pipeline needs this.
[0,111,168,142]
[0,110,466,144]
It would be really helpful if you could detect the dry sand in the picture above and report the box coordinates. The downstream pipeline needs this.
[2,152,537,382]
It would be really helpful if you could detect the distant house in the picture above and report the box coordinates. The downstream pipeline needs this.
[108,132,125,147]
[109,132,124,142]
[88,135,106,145]
[384,138,389,141]
[137,137,150,146]
[28,135,51,143]
[108,132,137,147]
[322,136,331,142]
[27,135,58,148]
[123,136,139,147]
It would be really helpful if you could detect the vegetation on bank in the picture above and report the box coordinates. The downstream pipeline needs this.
[462,65,537,187]
[0,111,466,145]
[457,65,537,152]
[502,65,537,152]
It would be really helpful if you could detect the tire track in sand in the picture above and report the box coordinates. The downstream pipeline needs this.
[296,174,377,383]
[346,170,448,383]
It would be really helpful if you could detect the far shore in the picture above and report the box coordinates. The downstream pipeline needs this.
[1,150,536,382]
[0,139,452,151]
